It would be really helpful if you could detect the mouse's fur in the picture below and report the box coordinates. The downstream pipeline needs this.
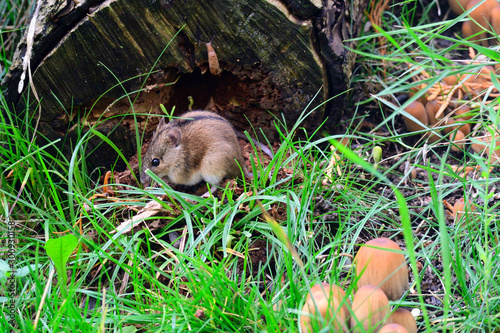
[140,111,249,187]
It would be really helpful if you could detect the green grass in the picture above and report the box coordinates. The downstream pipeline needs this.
[1,0,31,80]
[347,0,500,330]
[2,0,500,332]
[0,93,416,332]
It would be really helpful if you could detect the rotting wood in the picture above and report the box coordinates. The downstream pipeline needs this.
[3,0,369,170]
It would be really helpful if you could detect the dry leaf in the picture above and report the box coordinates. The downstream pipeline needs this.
[112,200,165,235]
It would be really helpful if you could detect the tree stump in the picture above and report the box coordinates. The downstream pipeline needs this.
[3,0,368,169]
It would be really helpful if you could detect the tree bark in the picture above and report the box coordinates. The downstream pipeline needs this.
[3,0,368,169]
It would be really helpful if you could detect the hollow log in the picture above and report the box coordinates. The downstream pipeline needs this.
[3,0,368,169]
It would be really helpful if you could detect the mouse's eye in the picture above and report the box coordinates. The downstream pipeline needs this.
[151,158,160,167]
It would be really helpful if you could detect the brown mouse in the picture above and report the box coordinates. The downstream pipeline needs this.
[140,111,251,193]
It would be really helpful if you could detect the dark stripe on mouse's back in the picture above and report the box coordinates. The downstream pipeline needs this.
[172,114,229,128]
[153,112,233,141]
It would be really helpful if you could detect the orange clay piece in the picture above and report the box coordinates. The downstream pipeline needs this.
[450,130,466,152]
[492,6,500,35]
[445,198,476,222]
[448,0,471,14]
[454,105,473,120]
[403,101,428,133]
[406,59,499,121]
[388,308,418,333]
[464,0,499,47]
[425,100,440,125]
[442,117,470,137]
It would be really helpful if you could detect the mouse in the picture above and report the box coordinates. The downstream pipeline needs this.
[140,110,252,195]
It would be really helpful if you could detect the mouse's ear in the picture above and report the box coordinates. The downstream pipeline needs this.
[158,117,167,127]
[168,127,181,147]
